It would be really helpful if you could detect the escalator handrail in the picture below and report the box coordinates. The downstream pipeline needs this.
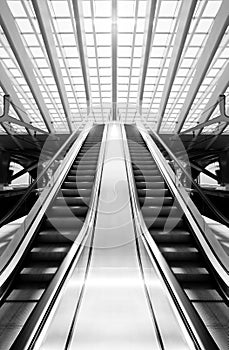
[121,124,219,350]
[137,123,229,295]
[11,124,108,350]
[0,120,87,228]
[0,122,93,293]
[141,121,229,228]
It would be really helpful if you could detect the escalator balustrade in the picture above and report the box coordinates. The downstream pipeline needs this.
[0,125,104,349]
[125,125,228,349]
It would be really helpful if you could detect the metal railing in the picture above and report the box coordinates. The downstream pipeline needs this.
[141,121,229,228]
[0,121,87,228]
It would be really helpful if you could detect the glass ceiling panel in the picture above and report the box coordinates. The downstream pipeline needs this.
[0,0,226,132]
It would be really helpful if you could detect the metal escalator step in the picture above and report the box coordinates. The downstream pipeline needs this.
[77,151,100,156]
[129,155,152,159]
[144,216,184,229]
[37,229,80,243]
[132,164,157,170]
[68,169,96,176]
[141,206,179,217]
[66,175,94,182]
[80,145,100,149]
[48,206,88,217]
[19,265,58,283]
[71,165,97,170]
[139,197,174,206]
[62,182,93,189]
[136,181,165,189]
[59,188,92,197]
[173,267,212,283]
[29,245,70,261]
[133,169,159,176]
[149,229,191,243]
[55,197,90,206]
[135,175,162,182]
[75,156,98,161]
[7,285,45,301]
[44,217,84,229]
[137,188,170,197]
[73,157,98,162]
[159,245,199,261]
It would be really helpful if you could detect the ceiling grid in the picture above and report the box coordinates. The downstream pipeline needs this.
[0,0,227,135]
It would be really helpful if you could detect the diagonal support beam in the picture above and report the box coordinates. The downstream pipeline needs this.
[192,61,229,138]
[32,0,73,133]
[71,0,91,113]
[181,95,229,135]
[112,0,117,121]
[175,0,229,133]
[0,0,54,133]
[0,95,48,134]
[156,0,197,132]
[0,61,34,135]
[138,0,157,108]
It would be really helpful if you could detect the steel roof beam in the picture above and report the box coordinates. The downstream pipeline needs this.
[138,0,157,106]
[193,61,229,138]
[71,0,91,112]
[156,0,197,133]
[175,0,229,133]
[32,0,73,133]
[0,61,33,135]
[0,0,54,133]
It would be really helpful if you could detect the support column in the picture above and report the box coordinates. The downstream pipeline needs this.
[0,150,10,189]
[219,151,229,189]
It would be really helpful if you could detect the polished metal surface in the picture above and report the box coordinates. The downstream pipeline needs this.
[33,123,194,350]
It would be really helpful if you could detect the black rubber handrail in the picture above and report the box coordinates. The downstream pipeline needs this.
[143,123,229,228]
[0,122,86,228]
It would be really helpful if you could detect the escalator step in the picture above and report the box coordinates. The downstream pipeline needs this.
[149,229,191,243]
[144,216,184,229]
[37,229,81,243]
[139,197,174,206]
[48,206,88,217]
[136,181,165,189]
[159,245,199,261]
[19,266,58,283]
[62,182,93,189]
[66,175,94,182]
[137,188,170,197]
[173,266,212,283]
[59,189,92,197]
[29,245,70,261]
[135,175,162,182]
[44,216,85,229]
[55,197,90,206]
[71,165,97,171]
[141,206,179,217]
[68,169,96,176]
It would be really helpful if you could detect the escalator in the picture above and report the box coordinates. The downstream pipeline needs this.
[125,124,228,350]
[0,124,104,349]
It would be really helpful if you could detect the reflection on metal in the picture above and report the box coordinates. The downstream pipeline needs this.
[175,0,229,133]
[0,95,48,134]
[0,0,54,133]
